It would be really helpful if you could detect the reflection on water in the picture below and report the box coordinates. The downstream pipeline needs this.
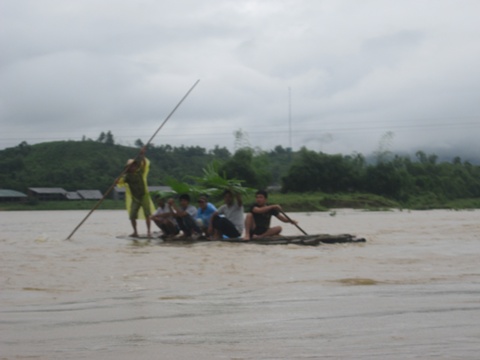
[1,209,480,359]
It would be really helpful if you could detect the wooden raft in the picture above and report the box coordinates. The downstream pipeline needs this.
[159,234,366,246]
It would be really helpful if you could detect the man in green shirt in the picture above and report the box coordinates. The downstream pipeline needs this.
[117,147,154,237]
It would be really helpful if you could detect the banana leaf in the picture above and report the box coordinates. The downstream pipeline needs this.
[189,162,254,197]
[165,162,254,200]
[165,177,217,198]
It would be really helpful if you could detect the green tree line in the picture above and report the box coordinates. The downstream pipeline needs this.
[282,147,480,206]
[1,138,480,208]
[0,138,295,193]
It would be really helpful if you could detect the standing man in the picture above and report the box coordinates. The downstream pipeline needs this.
[209,190,244,239]
[116,146,155,237]
[244,190,297,241]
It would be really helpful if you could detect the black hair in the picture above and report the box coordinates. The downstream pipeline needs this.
[255,190,268,198]
[222,189,233,196]
[179,194,190,202]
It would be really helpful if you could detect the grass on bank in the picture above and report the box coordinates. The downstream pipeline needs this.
[0,199,125,211]
[1,192,479,211]
[267,192,400,212]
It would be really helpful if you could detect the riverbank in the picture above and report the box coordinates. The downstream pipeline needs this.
[1,192,480,211]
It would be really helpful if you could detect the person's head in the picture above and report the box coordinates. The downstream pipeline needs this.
[125,159,138,173]
[223,189,234,205]
[179,194,191,207]
[155,195,165,207]
[197,195,208,210]
[255,190,268,206]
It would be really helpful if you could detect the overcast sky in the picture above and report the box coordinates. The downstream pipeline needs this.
[1,0,480,156]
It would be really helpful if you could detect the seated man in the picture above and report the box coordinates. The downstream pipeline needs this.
[150,195,179,238]
[195,195,217,237]
[244,190,297,241]
[168,194,200,237]
[209,190,244,239]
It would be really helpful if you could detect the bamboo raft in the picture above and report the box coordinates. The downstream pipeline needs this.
[117,233,366,246]
[159,234,366,246]
[219,234,366,246]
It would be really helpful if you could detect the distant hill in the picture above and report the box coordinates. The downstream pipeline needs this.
[418,146,480,165]
[0,140,225,193]
[364,148,480,166]
[2,139,480,200]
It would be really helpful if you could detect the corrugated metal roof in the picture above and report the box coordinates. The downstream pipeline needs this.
[149,186,172,192]
[0,189,28,197]
[77,190,103,200]
[114,186,172,194]
[28,187,67,194]
[66,192,82,200]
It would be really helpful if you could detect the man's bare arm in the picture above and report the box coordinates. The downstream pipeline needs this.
[251,204,281,214]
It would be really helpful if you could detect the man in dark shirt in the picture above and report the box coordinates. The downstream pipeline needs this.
[244,190,297,240]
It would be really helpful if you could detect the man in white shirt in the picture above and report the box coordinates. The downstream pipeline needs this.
[150,195,179,238]
[168,194,200,237]
[209,190,244,239]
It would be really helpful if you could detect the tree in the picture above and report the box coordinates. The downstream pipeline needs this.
[282,147,365,193]
[415,150,428,164]
[220,148,266,189]
[273,145,287,155]
[374,131,394,164]
[209,145,231,160]
[365,162,410,200]
[233,128,250,151]
[97,132,106,143]
[105,131,115,146]
[251,150,273,189]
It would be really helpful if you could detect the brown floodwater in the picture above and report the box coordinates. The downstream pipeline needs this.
[1,209,480,359]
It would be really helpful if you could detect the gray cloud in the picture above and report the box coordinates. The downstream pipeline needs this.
[1,0,480,156]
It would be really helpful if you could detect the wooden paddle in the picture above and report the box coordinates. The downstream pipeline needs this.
[66,79,200,240]
[280,209,308,235]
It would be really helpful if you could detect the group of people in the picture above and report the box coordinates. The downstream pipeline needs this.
[117,147,298,240]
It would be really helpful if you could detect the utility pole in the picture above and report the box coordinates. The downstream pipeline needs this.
[288,86,292,151]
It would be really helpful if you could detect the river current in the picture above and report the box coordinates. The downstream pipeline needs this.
[1,209,479,359]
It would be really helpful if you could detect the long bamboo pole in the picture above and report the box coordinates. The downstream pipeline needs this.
[279,209,308,235]
[66,79,200,240]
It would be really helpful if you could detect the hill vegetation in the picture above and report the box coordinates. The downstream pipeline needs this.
[1,135,480,210]
[0,138,293,193]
